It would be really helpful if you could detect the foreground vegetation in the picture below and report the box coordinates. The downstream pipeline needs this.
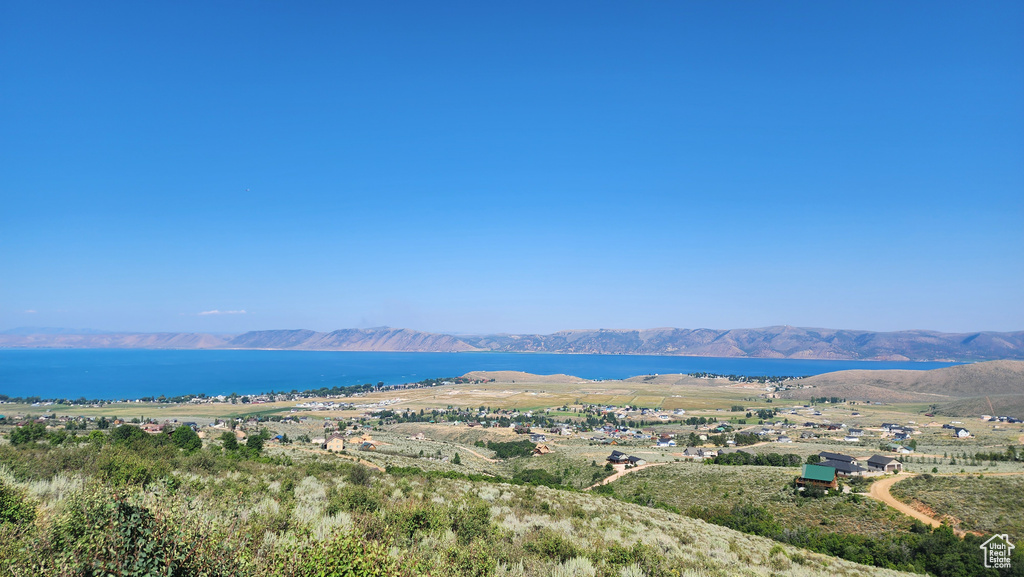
[3,367,1023,577]
[0,427,919,577]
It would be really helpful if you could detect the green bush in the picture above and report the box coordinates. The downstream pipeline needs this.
[486,440,535,459]
[270,531,397,577]
[327,485,381,515]
[0,482,35,525]
[109,424,149,446]
[511,468,563,488]
[450,501,493,544]
[171,426,202,453]
[219,431,239,451]
[524,528,580,562]
[97,447,155,486]
[9,423,47,446]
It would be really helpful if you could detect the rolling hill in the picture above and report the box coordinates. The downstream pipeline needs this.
[778,360,1024,415]
[2,325,1022,361]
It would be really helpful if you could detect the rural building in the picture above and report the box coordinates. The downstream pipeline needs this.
[532,444,551,455]
[867,455,902,473]
[819,459,866,477]
[530,433,547,443]
[627,455,646,466]
[953,427,971,438]
[818,451,858,465]
[797,464,838,490]
[682,447,714,459]
[606,450,630,464]
[323,434,345,452]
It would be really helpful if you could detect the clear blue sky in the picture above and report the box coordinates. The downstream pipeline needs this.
[2,2,1021,335]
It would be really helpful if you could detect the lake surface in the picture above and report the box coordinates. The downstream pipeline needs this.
[0,349,963,400]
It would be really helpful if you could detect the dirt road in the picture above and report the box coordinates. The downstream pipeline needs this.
[290,446,385,471]
[866,475,945,530]
[862,472,1024,536]
[585,462,665,490]
[460,446,498,463]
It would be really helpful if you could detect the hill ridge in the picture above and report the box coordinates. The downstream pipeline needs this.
[1,325,1022,360]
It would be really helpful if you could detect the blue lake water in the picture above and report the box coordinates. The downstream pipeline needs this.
[0,349,964,401]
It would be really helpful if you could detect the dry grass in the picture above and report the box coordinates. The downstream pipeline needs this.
[889,474,1024,538]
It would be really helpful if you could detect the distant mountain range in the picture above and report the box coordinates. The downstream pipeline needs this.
[1,325,1022,361]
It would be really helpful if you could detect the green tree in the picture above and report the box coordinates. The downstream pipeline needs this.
[453,452,462,465]
[246,434,264,454]
[109,424,149,445]
[171,425,202,452]
[97,416,110,430]
[9,423,47,445]
[806,454,821,464]
[219,431,239,451]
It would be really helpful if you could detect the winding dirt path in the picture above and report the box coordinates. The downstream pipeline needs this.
[584,462,666,490]
[866,475,945,530]
[864,472,1024,536]
[460,446,499,463]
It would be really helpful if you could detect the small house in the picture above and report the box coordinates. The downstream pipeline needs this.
[627,455,646,466]
[819,459,866,477]
[530,433,547,443]
[324,434,345,452]
[682,447,703,459]
[867,455,902,473]
[953,427,970,438]
[533,444,551,455]
[606,450,629,464]
[797,464,838,490]
[818,451,858,465]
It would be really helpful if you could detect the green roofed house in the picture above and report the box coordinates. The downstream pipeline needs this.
[797,464,838,490]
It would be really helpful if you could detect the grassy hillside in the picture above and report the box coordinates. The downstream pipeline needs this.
[0,437,914,577]
[780,360,1024,408]
[889,474,1024,539]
